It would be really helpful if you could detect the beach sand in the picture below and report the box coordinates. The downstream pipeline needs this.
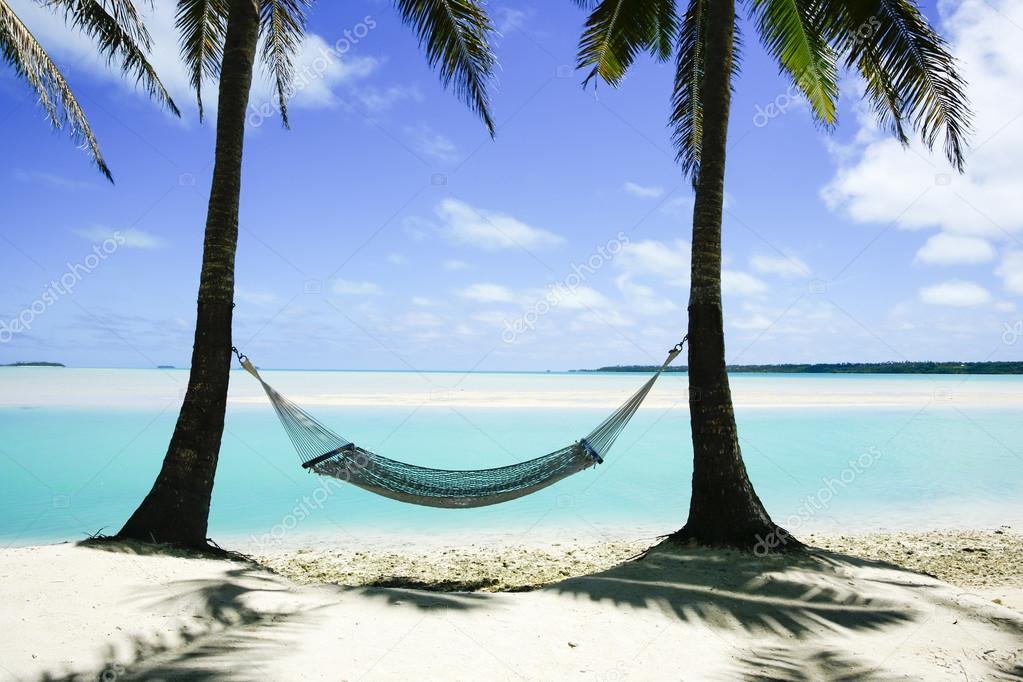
[2,529,1022,680]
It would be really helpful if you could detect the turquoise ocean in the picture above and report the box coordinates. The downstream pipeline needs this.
[1,368,1021,550]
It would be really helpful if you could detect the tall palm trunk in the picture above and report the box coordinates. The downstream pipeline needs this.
[118,0,259,548]
[675,0,787,548]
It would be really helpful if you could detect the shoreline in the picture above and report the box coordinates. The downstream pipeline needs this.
[252,527,1023,594]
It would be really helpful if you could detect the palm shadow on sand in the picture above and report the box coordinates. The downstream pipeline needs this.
[35,540,1023,680]
[547,542,916,637]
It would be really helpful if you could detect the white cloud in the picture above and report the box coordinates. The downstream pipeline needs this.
[750,253,812,278]
[387,253,408,265]
[398,311,445,328]
[14,170,95,190]
[284,37,379,111]
[458,283,517,304]
[443,259,472,271]
[411,296,438,306]
[550,286,612,311]
[622,181,664,199]
[496,7,532,34]
[236,289,282,306]
[354,85,421,114]
[915,233,995,265]
[436,199,563,251]
[402,216,433,241]
[919,280,991,307]
[997,251,1023,294]
[406,123,459,163]
[614,239,690,286]
[74,227,165,249]
[722,271,769,297]
[660,195,696,216]
[333,279,382,296]
[821,0,1023,242]
[616,276,680,316]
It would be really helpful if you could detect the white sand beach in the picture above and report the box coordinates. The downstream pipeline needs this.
[3,530,1022,681]
[3,367,1022,411]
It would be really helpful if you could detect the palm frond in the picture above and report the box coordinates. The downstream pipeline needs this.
[649,0,678,61]
[176,0,228,121]
[748,0,838,128]
[821,0,971,170]
[670,0,707,181]
[47,0,180,116]
[576,0,668,87]
[0,0,111,179]
[394,0,497,136]
[259,0,309,128]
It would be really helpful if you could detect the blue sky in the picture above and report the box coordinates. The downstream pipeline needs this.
[1,0,1020,371]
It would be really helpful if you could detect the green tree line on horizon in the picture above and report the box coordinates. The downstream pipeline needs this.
[580,362,1023,375]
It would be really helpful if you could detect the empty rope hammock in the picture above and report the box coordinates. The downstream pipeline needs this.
[234,337,686,509]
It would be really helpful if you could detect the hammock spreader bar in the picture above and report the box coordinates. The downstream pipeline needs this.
[234,338,685,509]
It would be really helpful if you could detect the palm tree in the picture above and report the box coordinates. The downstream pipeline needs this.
[117,0,497,548]
[574,0,970,547]
[1,0,179,179]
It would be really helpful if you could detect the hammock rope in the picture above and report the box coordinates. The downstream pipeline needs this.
[234,338,685,508]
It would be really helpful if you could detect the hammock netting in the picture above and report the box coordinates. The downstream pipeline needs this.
[238,341,682,508]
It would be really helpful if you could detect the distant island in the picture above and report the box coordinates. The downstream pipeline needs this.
[1,361,65,367]
[575,361,1023,375]
[157,365,176,369]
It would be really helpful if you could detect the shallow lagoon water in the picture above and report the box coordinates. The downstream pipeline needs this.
[1,368,1021,549]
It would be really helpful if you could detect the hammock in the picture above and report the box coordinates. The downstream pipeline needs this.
[235,339,685,508]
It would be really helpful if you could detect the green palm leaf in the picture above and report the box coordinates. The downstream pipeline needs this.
[259,0,309,128]
[394,0,497,135]
[649,0,678,61]
[576,0,668,86]
[748,0,838,128]
[48,0,181,117]
[0,0,111,179]
[176,0,228,121]
[822,0,971,170]
[670,0,707,180]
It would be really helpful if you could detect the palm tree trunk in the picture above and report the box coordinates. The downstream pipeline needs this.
[674,0,791,549]
[118,0,259,548]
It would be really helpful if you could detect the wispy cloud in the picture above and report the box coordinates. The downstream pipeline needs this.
[443,259,472,271]
[436,199,564,251]
[615,239,690,287]
[915,234,995,265]
[405,123,460,163]
[622,181,664,199]
[354,84,422,114]
[722,271,769,297]
[750,253,812,278]
[333,279,382,296]
[14,170,95,190]
[919,280,991,307]
[458,283,518,304]
[996,252,1023,295]
[74,227,166,249]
